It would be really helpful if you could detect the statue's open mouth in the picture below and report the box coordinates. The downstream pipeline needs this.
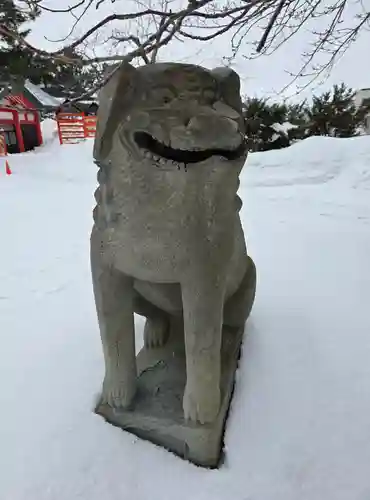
[134,131,246,164]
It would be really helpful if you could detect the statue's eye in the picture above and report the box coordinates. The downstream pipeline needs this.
[203,89,216,104]
[152,88,174,105]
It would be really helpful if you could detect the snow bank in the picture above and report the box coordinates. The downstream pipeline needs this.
[41,118,59,146]
[246,135,370,190]
[1,135,370,500]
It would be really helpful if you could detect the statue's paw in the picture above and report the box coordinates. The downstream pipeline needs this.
[183,381,221,425]
[101,377,136,409]
[144,316,169,348]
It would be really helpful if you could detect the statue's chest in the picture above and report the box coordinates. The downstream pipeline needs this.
[101,210,234,282]
[102,225,191,282]
[97,171,237,280]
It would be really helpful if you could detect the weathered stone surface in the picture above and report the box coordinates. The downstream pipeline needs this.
[95,320,245,468]
[90,61,256,464]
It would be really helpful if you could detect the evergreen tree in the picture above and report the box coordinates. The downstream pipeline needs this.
[285,101,310,141]
[306,83,370,138]
[242,83,370,152]
[0,1,84,94]
[0,0,40,82]
[243,97,298,151]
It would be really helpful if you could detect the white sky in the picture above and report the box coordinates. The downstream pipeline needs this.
[27,0,370,102]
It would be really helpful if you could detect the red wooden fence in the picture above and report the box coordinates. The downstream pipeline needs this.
[57,113,97,145]
[84,116,98,139]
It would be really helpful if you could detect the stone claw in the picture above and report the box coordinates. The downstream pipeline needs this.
[102,376,136,409]
[183,381,221,425]
[144,316,169,348]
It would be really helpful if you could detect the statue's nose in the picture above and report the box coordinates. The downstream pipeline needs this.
[175,98,242,141]
[186,114,239,135]
[178,99,199,128]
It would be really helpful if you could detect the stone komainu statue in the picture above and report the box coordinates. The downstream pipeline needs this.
[91,62,256,425]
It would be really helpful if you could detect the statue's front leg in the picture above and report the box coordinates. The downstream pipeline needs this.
[91,236,137,408]
[181,275,225,424]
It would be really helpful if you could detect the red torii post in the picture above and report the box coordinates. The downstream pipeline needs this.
[11,108,25,153]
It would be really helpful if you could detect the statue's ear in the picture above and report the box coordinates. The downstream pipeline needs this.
[93,62,137,161]
[211,67,243,112]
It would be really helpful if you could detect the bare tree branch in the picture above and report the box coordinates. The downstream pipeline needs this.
[179,8,250,41]
[4,0,370,97]
[45,0,95,44]
[150,14,168,62]
[18,0,88,14]
[111,34,151,64]
[0,25,82,64]
[256,0,286,52]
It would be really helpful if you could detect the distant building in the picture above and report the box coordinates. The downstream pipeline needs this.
[0,79,98,117]
[0,79,61,113]
[354,89,370,134]
[0,93,44,153]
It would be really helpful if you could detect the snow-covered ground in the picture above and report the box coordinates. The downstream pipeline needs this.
[1,123,370,500]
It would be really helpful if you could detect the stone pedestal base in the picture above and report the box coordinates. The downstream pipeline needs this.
[95,320,244,468]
